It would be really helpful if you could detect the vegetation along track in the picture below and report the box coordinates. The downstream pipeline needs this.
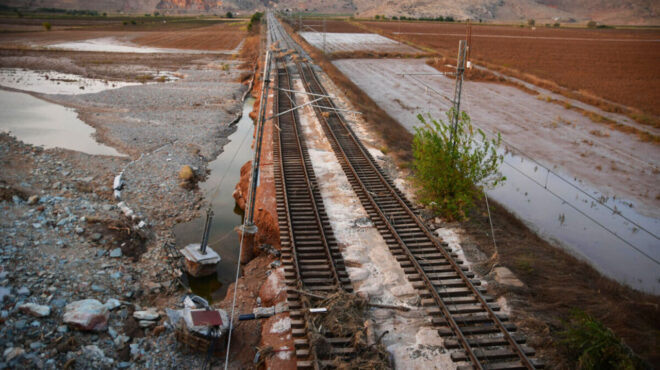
[269,12,542,369]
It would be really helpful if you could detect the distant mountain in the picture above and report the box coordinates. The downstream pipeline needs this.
[4,0,658,25]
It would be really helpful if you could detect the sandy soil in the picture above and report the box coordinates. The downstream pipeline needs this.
[333,58,660,218]
[299,32,420,53]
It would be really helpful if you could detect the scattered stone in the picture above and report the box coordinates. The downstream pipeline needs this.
[133,310,159,321]
[109,248,122,258]
[18,303,51,317]
[104,298,121,311]
[17,287,30,296]
[51,298,67,308]
[15,320,26,329]
[63,299,109,331]
[75,227,85,235]
[27,195,39,205]
[139,320,156,328]
[114,335,130,347]
[57,325,68,333]
[91,233,103,241]
[3,347,25,362]
[0,287,11,302]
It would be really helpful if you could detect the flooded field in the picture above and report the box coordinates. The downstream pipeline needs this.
[174,97,256,301]
[299,32,419,53]
[0,68,140,95]
[333,57,660,293]
[48,37,240,54]
[0,90,123,156]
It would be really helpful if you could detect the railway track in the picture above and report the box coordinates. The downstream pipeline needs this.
[272,59,356,368]
[268,12,542,370]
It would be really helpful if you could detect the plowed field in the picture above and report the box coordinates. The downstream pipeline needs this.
[360,21,660,117]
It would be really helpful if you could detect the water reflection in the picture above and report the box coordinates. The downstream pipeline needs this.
[0,90,124,156]
[487,149,660,294]
[174,97,256,302]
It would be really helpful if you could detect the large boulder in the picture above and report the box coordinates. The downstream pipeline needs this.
[63,299,109,331]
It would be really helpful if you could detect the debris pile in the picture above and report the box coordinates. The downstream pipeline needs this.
[303,291,393,369]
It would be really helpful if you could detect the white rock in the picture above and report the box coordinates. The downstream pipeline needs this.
[133,309,159,321]
[138,320,156,328]
[104,298,121,311]
[3,347,24,362]
[63,299,109,331]
[18,303,51,318]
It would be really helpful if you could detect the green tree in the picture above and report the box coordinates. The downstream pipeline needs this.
[42,22,52,31]
[412,110,504,220]
[226,11,233,18]
[527,18,535,27]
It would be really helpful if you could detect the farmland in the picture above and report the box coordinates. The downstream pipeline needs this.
[358,21,660,119]
[0,17,246,51]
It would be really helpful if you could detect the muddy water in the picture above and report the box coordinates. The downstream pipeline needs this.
[0,90,124,156]
[487,150,660,294]
[0,68,140,95]
[174,97,256,302]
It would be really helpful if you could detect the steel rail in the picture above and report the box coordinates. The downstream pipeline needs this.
[297,60,536,369]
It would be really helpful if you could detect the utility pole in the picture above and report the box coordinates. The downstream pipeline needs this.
[322,18,326,54]
[449,40,468,156]
[241,50,272,239]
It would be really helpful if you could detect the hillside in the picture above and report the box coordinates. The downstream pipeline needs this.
[3,0,658,25]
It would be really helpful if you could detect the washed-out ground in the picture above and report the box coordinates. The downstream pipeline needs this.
[332,58,660,218]
[0,19,255,368]
[293,77,460,368]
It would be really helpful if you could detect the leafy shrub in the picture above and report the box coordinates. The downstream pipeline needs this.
[445,16,454,22]
[412,110,504,220]
[587,20,597,28]
[42,22,51,31]
[375,15,380,20]
[560,310,647,370]
[247,11,263,31]
[226,11,233,19]
[553,22,560,28]
[528,18,535,27]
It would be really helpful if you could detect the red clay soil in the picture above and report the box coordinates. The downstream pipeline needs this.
[360,21,660,118]
[132,23,246,50]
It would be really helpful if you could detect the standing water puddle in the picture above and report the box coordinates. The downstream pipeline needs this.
[0,90,123,156]
[487,149,660,294]
[174,97,256,302]
[0,68,140,95]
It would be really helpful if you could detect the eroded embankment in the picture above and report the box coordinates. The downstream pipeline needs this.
[0,30,265,369]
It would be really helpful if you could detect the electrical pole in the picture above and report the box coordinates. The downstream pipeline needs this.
[323,18,326,54]
[449,40,468,156]
[242,50,272,236]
